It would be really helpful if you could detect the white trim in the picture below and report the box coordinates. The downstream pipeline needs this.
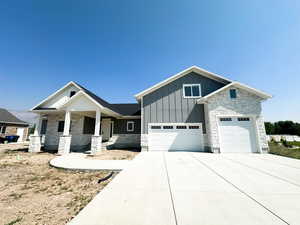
[183,84,202,98]
[127,121,135,132]
[197,82,272,103]
[30,81,82,111]
[57,91,122,117]
[134,66,232,100]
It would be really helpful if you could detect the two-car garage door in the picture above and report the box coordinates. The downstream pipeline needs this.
[148,123,203,151]
[218,117,258,153]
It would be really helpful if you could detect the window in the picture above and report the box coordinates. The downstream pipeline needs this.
[41,120,48,135]
[127,121,134,132]
[183,84,201,98]
[83,117,96,134]
[230,89,237,99]
[58,121,65,132]
[0,126,6,134]
[189,125,200,129]
[151,126,161,129]
[163,126,173,129]
[176,125,187,129]
[220,118,232,121]
[238,117,250,121]
[70,91,76,97]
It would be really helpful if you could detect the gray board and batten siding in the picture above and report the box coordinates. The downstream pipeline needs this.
[142,72,229,134]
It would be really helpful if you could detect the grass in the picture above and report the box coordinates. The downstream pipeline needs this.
[287,141,300,147]
[269,142,300,160]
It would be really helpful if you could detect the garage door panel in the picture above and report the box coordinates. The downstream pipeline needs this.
[219,117,258,153]
[148,123,203,151]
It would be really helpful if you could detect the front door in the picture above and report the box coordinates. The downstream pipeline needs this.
[101,119,111,141]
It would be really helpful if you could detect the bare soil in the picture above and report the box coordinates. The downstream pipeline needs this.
[0,146,117,225]
[89,149,139,160]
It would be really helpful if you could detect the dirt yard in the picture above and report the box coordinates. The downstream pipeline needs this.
[0,146,119,225]
[89,149,139,160]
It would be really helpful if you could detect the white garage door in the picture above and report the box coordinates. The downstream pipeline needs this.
[148,123,203,151]
[218,117,258,153]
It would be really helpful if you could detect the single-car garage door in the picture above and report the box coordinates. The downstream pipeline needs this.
[218,117,258,153]
[148,123,203,151]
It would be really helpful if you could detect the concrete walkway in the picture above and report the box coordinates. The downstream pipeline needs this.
[50,153,130,171]
[68,152,300,225]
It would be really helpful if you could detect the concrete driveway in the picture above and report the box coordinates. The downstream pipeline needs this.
[69,152,300,225]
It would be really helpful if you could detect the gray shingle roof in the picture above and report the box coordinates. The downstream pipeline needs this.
[0,108,29,125]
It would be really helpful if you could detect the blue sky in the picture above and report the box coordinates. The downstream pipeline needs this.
[0,0,299,122]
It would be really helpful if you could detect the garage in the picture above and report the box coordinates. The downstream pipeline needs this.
[148,123,204,151]
[218,117,258,153]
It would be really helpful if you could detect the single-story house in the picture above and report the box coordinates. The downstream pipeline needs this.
[0,108,29,142]
[29,66,271,154]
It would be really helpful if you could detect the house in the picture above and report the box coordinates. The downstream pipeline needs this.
[0,108,29,142]
[28,66,271,154]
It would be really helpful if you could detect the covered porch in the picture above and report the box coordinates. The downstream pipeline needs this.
[29,91,121,154]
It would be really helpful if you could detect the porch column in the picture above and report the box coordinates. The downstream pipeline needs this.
[29,114,42,153]
[58,110,72,155]
[91,109,102,155]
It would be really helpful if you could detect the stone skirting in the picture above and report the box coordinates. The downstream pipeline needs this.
[91,136,102,154]
[58,135,72,155]
[28,135,41,153]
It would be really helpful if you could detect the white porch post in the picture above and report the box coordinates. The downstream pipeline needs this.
[58,110,72,155]
[94,109,101,136]
[63,110,71,136]
[29,114,42,153]
[91,109,102,155]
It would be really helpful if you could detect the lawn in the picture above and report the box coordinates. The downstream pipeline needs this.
[0,147,117,225]
[269,142,300,160]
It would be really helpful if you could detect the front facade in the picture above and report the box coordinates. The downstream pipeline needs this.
[29,66,271,154]
[0,108,29,142]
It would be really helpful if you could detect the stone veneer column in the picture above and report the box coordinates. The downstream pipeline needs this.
[57,111,72,155]
[28,115,42,153]
[91,109,102,155]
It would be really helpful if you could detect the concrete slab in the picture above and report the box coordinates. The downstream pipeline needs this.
[223,154,300,186]
[192,153,300,225]
[68,152,300,225]
[165,153,286,225]
[50,153,130,171]
[68,152,176,225]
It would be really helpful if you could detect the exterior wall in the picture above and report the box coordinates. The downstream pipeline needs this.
[0,125,29,142]
[142,72,227,134]
[44,114,91,151]
[40,85,80,109]
[206,87,268,153]
[113,119,141,134]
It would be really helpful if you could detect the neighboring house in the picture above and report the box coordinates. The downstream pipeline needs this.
[29,66,271,154]
[0,108,29,142]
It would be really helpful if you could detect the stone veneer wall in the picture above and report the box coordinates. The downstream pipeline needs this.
[206,87,268,153]
[44,114,92,151]
[109,134,141,149]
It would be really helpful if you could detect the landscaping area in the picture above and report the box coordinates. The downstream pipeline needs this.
[0,145,140,225]
[269,142,300,160]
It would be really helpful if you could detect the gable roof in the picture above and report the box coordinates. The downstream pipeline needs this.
[32,82,141,117]
[197,82,272,103]
[134,66,232,100]
[0,108,29,125]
